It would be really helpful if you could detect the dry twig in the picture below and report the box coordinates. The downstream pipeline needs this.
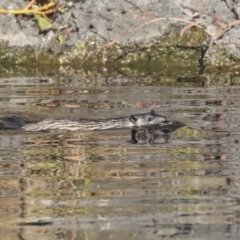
[0,0,57,19]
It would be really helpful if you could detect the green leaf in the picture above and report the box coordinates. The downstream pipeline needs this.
[58,34,65,44]
[35,14,53,32]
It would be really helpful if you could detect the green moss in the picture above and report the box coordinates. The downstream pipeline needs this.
[1,27,240,82]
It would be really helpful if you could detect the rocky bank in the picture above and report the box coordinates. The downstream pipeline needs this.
[0,0,240,77]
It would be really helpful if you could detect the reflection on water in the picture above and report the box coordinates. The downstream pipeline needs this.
[1,77,240,239]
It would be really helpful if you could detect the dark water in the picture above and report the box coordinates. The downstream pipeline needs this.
[1,76,240,240]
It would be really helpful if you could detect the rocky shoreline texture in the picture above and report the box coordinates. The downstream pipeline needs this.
[1,0,240,77]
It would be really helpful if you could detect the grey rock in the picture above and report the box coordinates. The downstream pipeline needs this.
[0,0,239,56]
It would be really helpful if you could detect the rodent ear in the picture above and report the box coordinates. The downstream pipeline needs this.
[150,110,156,115]
[130,115,138,123]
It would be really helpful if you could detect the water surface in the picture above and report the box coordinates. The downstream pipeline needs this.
[0,76,240,240]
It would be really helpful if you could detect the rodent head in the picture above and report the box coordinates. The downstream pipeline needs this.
[129,110,171,127]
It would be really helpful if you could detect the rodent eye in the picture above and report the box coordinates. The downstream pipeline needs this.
[148,116,154,122]
[149,139,154,144]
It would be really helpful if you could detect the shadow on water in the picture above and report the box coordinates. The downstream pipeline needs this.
[1,76,240,239]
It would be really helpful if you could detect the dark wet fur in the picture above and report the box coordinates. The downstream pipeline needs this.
[0,111,172,132]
